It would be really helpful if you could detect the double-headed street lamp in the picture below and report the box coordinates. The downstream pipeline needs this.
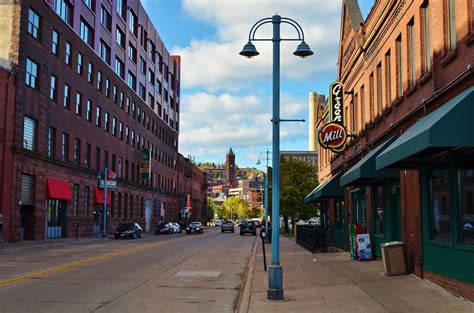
[240,15,313,300]
[256,148,271,244]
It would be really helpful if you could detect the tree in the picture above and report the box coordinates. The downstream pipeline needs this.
[207,198,217,222]
[279,157,319,235]
[221,197,248,220]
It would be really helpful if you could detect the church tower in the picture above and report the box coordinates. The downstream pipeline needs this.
[226,148,237,188]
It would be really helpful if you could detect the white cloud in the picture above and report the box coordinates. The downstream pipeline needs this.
[179,91,308,158]
[174,0,341,91]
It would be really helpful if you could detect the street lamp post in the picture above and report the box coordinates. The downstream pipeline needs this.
[241,15,313,300]
[257,148,271,244]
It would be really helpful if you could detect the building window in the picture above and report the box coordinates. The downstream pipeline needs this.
[100,5,112,32]
[87,62,93,83]
[99,40,111,65]
[395,36,403,98]
[65,41,72,66]
[80,18,94,47]
[77,52,83,75]
[51,30,59,56]
[111,154,116,172]
[115,0,125,19]
[148,69,155,86]
[131,130,135,147]
[28,8,41,40]
[96,106,102,127]
[120,92,124,108]
[126,98,131,113]
[126,126,129,143]
[129,9,138,37]
[127,71,136,91]
[112,117,117,136]
[48,127,56,157]
[105,79,110,97]
[50,74,58,101]
[158,53,163,73]
[148,41,156,62]
[139,57,146,75]
[137,107,141,122]
[407,19,416,87]
[421,2,431,73]
[119,122,123,140]
[115,57,124,79]
[116,26,125,49]
[385,50,392,107]
[446,0,457,51]
[63,84,71,109]
[431,168,451,241]
[84,186,90,216]
[113,85,117,103]
[54,0,73,25]
[374,186,384,235]
[104,150,109,168]
[118,158,123,178]
[74,138,81,165]
[128,42,137,63]
[25,58,39,89]
[75,92,82,116]
[61,132,69,161]
[139,83,146,101]
[86,99,92,121]
[376,63,383,115]
[85,143,91,168]
[23,116,37,151]
[369,73,374,121]
[95,147,100,171]
[104,112,109,131]
[97,71,102,91]
[360,85,365,130]
[460,164,474,245]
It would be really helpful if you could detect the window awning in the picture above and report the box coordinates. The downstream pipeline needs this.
[376,87,474,170]
[46,178,72,201]
[94,188,111,205]
[304,172,344,203]
[340,137,399,186]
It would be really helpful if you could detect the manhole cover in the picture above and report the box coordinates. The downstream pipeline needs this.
[175,271,221,278]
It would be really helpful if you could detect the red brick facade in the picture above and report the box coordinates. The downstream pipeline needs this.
[0,0,206,242]
[318,0,474,299]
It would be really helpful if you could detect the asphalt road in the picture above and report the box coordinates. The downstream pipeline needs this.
[0,227,257,313]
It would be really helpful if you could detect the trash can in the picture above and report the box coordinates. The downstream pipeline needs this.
[380,241,407,276]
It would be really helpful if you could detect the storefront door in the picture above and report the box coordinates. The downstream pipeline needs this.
[353,190,366,225]
[20,205,36,240]
[334,199,346,249]
[46,199,67,239]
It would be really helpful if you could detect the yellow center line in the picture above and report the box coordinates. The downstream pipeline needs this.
[0,237,184,287]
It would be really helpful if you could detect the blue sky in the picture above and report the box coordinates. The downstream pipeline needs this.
[142,0,375,169]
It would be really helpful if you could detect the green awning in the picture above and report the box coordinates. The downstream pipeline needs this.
[305,172,344,203]
[340,137,399,186]
[376,87,474,170]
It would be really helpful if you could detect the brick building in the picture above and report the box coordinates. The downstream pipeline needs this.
[0,0,206,242]
[307,0,473,299]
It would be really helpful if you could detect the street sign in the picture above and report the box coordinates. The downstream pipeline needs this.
[98,180,117,189]
[107,171,117,180]
[140,149,151,181]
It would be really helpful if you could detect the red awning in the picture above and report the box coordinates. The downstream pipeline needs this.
[94,188,111,205]
[46,178,72,201]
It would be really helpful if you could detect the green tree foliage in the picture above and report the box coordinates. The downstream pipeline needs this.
[279,157,319,234]
[222,197,248,220]
[207,198,217,221]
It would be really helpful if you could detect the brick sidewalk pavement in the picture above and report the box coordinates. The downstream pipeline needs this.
[240,236,473,313]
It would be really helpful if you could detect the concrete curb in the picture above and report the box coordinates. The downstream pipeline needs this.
[236,237,259,313]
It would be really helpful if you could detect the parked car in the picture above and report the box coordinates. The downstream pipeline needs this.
[221,220,234,233]
[170,222,182,233]
[155,222,174,235]
[186,221,204,234]
[114,223,143,239]
[215,220,223,227]
[240,220,257,236]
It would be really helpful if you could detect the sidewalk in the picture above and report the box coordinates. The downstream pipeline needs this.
[240,236,473,313]
[0,236,111,254]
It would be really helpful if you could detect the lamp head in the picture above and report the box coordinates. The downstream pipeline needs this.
[293,41,314,58]
[256,160,261,165]
[239,41,259,58]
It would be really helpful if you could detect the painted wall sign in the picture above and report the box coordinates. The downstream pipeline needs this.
[319,81,348,153]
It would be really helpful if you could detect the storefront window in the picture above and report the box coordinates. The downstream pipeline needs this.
[430,169,451,241]
[460,167,474,245]
[375,186,384,235]
[335,200,345,230]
